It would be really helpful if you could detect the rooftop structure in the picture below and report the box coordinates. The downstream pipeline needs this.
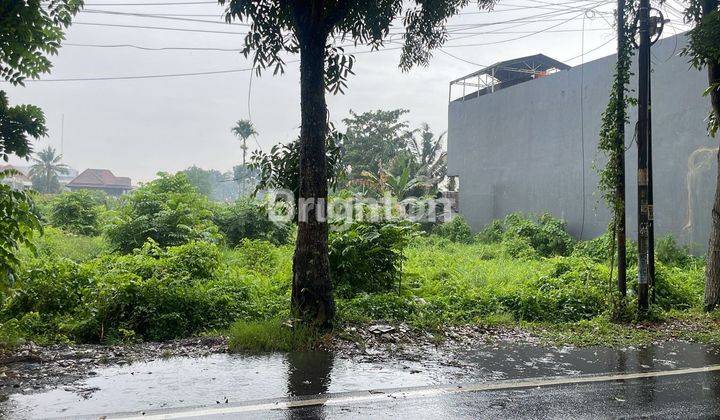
[449,54,571,101]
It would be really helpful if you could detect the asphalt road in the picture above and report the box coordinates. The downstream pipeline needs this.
[108,365,720,419]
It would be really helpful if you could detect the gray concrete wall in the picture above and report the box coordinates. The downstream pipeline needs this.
[447,34,716,252]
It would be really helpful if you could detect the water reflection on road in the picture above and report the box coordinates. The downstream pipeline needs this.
[2,341,719,419]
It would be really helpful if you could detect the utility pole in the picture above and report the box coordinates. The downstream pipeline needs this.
[648,85,656,303]
[636,0,652,311]
[616,0,627,297]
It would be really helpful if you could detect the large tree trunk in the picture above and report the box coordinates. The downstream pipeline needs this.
[705,61,720,310]
[292,25,336,327]
[704,0,720,311]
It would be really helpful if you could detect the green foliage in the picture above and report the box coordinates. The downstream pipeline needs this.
[572,231,614,263]
[29,146,69,194]
[2,257,88,319]
[107,172,219,253]
[329,221,416,297]
[432,215,473,244]
[212,198,290,246]
[51,190,101,235]
[228,319,321,353]
[357,164,431,199]
[0,0,82,85]
[181,165,214,197]
[0,92,46,160]
[682,4,720,136]
[655,235,694,268]
[249,130,345,197]
[220,0,493,88]
[341,110,446,194]
[408,123,447,192]
[652,262,704,310]
[596,0,635,265]
[342,109,413,180]
[230,239,279,273]
[28,226,107,262]
[0,179,42,286]
[476,213,574,257]
[476,219,504,243]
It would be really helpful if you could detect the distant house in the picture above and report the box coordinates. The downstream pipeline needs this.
[66,169,132,196]
[0,164,32,190]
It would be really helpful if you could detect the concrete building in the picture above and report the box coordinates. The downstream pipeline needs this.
[447,34,716,252]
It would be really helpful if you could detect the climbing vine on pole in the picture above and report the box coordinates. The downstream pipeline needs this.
[597,1,636,308]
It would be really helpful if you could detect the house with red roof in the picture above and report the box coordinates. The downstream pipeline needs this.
[66,169,132,196]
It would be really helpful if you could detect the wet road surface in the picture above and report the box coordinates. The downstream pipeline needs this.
[274,368,720,419]
[2,341,720,418]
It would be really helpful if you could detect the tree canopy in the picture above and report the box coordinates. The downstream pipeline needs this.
[341,109,412,180]
[219,0,495,326]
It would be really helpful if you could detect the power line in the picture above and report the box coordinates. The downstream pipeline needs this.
[72,1,217,5]
[64,42,243,52]
[443,11,588,47]
[74,21,248,35]
[24,66,261,82]
[79,9,248,26]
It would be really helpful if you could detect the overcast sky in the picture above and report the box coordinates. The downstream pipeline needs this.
[6,0,690,183]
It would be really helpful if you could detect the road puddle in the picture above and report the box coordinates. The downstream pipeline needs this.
[2,341,719,418]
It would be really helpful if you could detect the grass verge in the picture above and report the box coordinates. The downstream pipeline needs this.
[227,319,327,353]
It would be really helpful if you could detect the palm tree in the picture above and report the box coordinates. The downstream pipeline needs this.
[408,124,447,191]
[29,146,69,193]
[231,119,258,195]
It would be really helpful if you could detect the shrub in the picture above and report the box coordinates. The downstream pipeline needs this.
[50,190,101,235]
[2,258,89,319]
[230,239,278,274]
[652,262,704,310]
[476,219,504,243]
[68,241,244,342]
[477,213,574,257]
[212,198,291,246]
[432,215,473,243]
[106,172,220,253]
[502,236,539,259]
[329,221,416,297]
[656,235,693,268]
[572,231,613,262]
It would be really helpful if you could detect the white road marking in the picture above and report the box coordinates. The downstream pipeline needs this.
[108,364,720,419]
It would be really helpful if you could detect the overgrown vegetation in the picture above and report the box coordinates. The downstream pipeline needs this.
[1,196,710,351]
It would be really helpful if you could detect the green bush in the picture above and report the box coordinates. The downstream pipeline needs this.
[230,239,278,274]
[652,262,704,310]
[656,235,694,268]
[50,190,101,236]
[572,231,613,262]
[477,213,574,257]
[432,215,473,243]
[107,173,220,253]
[476,219,504,243]
[2,258,89,319]
[212,198,291,246]
[329,221,416,297]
